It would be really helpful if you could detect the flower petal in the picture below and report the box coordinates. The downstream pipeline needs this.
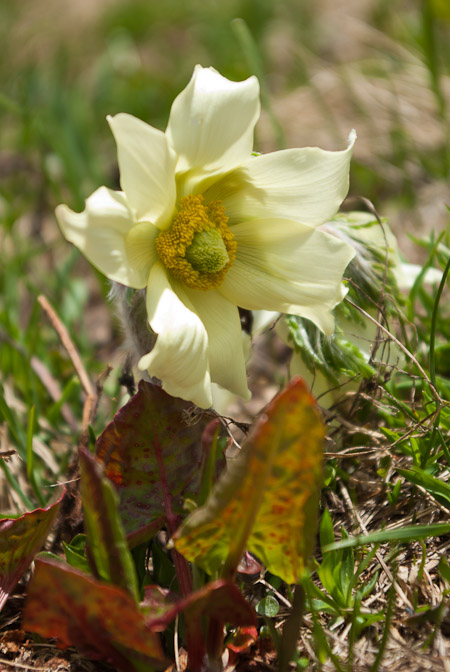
[138,263,212,408]
[166,65,260,181]
[56,187,156,288]
[206,131,356,227]
[107,113,177,226]
[219,219,355,334]
[184,288,251,400]
[125,221,159,284]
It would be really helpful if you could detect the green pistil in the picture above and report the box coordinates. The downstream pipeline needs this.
[185,228,230,273]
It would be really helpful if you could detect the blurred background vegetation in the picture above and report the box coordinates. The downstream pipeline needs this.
[0,0,449,510]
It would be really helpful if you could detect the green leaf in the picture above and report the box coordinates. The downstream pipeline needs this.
[79,447,139,601]
[95,381,214,547]
[255,595,280,617]
[319,509,335,550]
[62,534,90,574]
[173,378,324,583]
[285,315,375,386]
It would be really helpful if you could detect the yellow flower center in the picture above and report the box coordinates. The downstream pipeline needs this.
[155,194,237,290]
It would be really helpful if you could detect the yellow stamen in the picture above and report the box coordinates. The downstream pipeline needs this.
[155,194,237,290]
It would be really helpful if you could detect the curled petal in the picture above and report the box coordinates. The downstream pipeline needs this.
[166,65,260,181]
[138,263,212,408]
[207,131,356,226]
[107,114,177,227]
[185,288,250,400]
[219,219,355,335]
[56,187,156,288]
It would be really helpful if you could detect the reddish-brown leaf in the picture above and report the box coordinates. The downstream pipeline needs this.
[142,579,256,632]
[227,626,258,653]
[23,555,165,671]
[95,381,213,546]
[0,490,64,612]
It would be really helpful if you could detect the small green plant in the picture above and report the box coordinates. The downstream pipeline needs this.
[2,379,324,671]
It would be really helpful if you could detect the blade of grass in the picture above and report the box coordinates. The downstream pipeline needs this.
[407,231,443,324]
[397,467,450,510]
[0,389,27,459]
[421,250,450,465]
[369,581,395,672]
[429,251,450,388]
[0,460,35,510]
[306,578,346,672]
[26,406,46,507]
[323,522,450,552]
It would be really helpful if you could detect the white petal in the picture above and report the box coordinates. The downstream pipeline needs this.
[138,263,212,408]
[166,65,260,179]
[252,310,279,335]
[56,187,155,288]
[107,113,177,226]
[184,288,251,400]
[395,263,442,289]
[211,383,239,416]
[125,221,159,285]
[219,219,355,334]
[206,130,356,226]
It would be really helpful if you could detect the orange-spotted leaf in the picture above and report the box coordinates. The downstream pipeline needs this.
[0,490,64,612]
[173,378,324,584]
[95,381,214,547]
[23,555,165,672]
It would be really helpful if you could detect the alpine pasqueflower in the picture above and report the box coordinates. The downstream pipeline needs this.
[56,65,356,408]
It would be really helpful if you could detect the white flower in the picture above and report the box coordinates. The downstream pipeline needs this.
[56,65,355,408]
[282,213,442,408]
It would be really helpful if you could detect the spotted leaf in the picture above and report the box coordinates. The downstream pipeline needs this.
[0,490,63,612]
[95,381,214,547]
[173,378,324,583]
[23,555,165,672]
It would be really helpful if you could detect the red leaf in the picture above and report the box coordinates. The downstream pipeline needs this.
[0,490,64,612]
[141,580,256,671]
[23,555,165,672]
[142,579,257,632]
[237,552,262,575]
[227,626,258,653]
[95,381,214,546]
